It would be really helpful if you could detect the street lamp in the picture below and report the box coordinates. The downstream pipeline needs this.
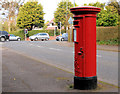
[2,22,4,31]
[74,0,75,7]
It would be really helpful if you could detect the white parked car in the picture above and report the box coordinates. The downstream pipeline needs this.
[9,34,21,41]
[29,33,50,41]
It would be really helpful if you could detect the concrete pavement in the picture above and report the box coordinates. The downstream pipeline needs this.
[2,47,118,92]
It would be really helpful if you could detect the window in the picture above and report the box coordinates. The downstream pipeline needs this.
[2,31,8,35]
[40,33,47,36]
[52,23,54,26]
[11,34,16,37]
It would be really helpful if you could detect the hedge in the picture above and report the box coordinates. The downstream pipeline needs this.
[96,26,118,41]
[28,29,66,36]
[9,30,24,40]
[12,26,119,43]
[67,26,118,42]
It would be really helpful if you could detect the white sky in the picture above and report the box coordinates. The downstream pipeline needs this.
[0,0,119,22]
[29,0,111,22]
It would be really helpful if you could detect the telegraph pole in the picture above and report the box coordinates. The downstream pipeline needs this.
[74,0,75,7]
[60,22,61,35]
[66,0,68,32]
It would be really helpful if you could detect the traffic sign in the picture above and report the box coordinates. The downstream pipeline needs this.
[68,16,73,25]
[24,29,28,34]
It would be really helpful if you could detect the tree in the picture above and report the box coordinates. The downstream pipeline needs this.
[0,0,25,32]
[108,0,120,14]
[43,21,49,30]
[17,1,45,30]
[84,2,118,26]
[84,2,105,8]
[107,0,120,25]
[54,1,74,31]
[97,6,118,26]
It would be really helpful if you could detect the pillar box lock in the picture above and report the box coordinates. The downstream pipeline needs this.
[70,6,101,90]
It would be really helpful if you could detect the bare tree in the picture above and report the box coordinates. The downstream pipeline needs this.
[0,0,25,32]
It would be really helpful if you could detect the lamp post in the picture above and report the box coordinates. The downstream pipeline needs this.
[2,22,4,31]
[74,0,75,7]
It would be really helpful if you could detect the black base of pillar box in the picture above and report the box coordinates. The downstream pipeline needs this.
[74,76,97,90]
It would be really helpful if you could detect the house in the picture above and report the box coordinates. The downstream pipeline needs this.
[46,18,57,30]
[46,18,64,30]
[32,25,43,30]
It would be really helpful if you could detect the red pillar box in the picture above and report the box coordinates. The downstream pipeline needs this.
[70,6,101,90]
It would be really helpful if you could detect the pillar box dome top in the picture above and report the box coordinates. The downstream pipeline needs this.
[70,6,101,15]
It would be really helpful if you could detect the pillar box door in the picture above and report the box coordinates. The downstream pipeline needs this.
[70,6,101,90]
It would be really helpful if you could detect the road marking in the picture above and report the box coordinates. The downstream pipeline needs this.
[72,52,102,57]
[37,46,42,48]
[97,55,102,57]
[29,44,33,46]
[29,43,44,48]
[49,48,61,51]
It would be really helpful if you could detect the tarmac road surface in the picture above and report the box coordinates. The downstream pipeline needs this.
[2,46,118,92]
[2,41,118,86]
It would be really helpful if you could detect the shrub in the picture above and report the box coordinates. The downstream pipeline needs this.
[28,29,66,36]
[9,30,24,40]
[11,26,119,45]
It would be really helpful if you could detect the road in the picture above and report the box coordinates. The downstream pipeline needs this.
[2,41,118,86]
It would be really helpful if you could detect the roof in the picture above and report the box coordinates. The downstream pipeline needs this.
[47,18,55,26]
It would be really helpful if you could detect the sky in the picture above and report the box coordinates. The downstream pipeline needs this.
[26,0,111,22]
[0,0,119,22]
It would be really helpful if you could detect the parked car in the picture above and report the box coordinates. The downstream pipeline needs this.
[56,35,62,41]
[9,34,21,41]
[56,33,68,41]
[29,33,50,41]
[61,33,68,41]
[0,31,10,42]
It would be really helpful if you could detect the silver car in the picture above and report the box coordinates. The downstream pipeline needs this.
[56,33,68,41]
[29,33,50,41]
[9,34,21,41]
[56,35,62,41]
[61,33,68,41]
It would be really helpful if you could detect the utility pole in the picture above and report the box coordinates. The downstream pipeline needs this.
[54,27,57,37]
[58,22,61,35]
[60,22,61,35]
[24,28,28,41]
[66,0,68,32]
[68,16,73,42]
[74,0,75,7]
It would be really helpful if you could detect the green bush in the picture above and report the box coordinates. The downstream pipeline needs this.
[11,26,119,46]
[10,29,66,40]
[9,30,24,40]
[28,29,66,36]
[97,38,119,45]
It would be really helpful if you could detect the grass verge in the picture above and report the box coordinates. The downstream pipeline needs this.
[97,38,119,46]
